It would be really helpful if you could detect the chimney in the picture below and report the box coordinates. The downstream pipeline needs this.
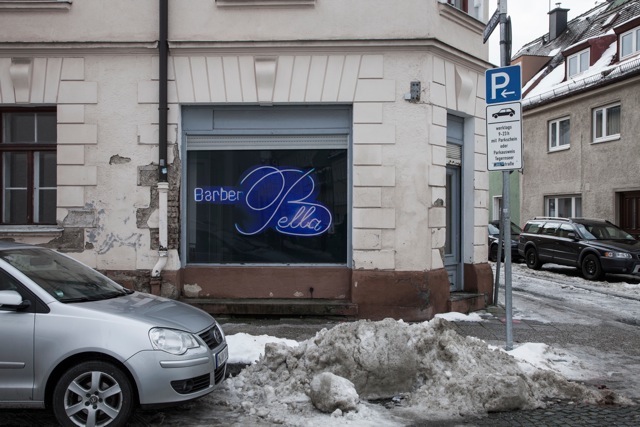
[549,4,569,41]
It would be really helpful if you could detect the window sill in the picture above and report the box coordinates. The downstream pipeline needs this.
[216,0,315,7]
[0,225,63,238]
[548,145,570,153]
[0,1,71,10]
[592,135,620,144]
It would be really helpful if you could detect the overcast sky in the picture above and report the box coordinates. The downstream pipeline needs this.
[487,0,607,65]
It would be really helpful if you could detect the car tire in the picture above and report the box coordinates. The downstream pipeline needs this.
[52,360,134,427]
[489,244,498,262]
[525,247,542,270]
[581,254,604,281]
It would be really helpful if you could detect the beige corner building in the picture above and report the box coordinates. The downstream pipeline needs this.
[0,0,493,320]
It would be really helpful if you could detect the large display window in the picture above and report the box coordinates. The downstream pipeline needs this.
[187,148,348,264]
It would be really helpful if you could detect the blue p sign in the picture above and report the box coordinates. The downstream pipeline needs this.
[485,65,522,104]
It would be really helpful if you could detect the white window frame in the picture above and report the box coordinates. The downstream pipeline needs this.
[216,0,315,6]
[592,102,621,143]
[567,49,590,78]
[545,195,582,218]
[492,196,502,221]
[620,27,640,58]
[548,116,570,152]
[0,0,71,10]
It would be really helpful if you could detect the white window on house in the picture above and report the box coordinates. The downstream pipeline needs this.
[567,49,589,77]
[548,116,570,151]
[0,109,57,225]
[545,195,582,218]
[447,0,468,12]
[492,196,502,221]
[620,27,640,58]
[592,103,621,143]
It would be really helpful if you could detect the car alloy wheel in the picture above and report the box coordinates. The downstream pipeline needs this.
[525,248,542,270]
[582,254,604,281]
[52,361,134,427]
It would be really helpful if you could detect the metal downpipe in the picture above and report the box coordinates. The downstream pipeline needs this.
[152,0,169,278]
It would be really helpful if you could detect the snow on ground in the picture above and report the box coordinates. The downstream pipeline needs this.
[207,265,640,425]
[209,316,627,426]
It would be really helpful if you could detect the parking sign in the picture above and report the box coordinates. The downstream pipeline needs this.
[485,65,522,104]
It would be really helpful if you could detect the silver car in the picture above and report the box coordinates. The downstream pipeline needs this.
[0,242,227,427]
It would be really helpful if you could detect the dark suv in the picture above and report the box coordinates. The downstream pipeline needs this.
[518,217,640,280]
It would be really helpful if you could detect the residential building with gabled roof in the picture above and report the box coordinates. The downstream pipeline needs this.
[514,0,640,238]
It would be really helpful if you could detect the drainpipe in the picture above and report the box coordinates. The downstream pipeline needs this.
[152,0,169,279]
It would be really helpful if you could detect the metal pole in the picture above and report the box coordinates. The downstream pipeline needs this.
[499,0,514,351]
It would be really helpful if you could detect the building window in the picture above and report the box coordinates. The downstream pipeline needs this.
[548,117,570,151]
[0,109,57,225]
[447,0,468,12]
[545,195,582,218]
[620,27,640,58]
[592,103,621,143]
[567,49,589,77]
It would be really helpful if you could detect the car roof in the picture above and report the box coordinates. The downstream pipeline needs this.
[0,241,40,251]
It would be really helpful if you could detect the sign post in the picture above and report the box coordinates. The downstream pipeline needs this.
[484,0,517,351]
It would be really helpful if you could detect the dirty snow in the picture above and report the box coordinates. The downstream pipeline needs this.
[208,317,627,426]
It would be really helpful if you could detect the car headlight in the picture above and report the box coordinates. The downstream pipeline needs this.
[603,251,632,259]
[149,328,201,355]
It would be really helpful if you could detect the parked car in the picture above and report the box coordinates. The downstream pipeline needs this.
[488,220,523,262]
[0,242,227,427]
[518,217,640,280]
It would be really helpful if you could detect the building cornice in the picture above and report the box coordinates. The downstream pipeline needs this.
[0,38,492,71]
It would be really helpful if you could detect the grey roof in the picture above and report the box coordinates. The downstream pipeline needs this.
[514,0,640,61]
[516,0,640,108]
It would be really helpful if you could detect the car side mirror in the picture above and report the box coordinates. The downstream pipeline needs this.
[567,232,577,240]
[0,290,30,310]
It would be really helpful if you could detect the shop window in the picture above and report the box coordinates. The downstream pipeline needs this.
[567,49,589,78]
[545,195,582,218]
[184,106,350,265]
[548,116,570,151]
[0,109,57,225]
[592,103,621,143]
[620,27,640,58]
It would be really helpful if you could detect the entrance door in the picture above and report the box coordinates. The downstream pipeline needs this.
[619,191,640,239]
[445,165,462,290]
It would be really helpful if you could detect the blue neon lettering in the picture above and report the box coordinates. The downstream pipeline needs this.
[235,166,332,237]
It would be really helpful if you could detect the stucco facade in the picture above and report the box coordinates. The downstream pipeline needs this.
[521,76,640,225]
[0,0,493,320]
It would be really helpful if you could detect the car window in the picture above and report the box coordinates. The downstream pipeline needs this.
[488,224,499,235]
[0,270,18,292]
[577,223,635,240]
[541,222,559,235]
[524,222,542,233]
[557,224,574,238]
[0,249,128,302]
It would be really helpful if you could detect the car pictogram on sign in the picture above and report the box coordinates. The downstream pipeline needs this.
[492,108,515,118]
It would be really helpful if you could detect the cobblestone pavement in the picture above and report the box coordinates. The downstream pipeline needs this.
[1,313,639,426]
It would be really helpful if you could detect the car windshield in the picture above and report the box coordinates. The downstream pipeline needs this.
[575,223,635,241]
[0,248,130,302]
[490,222,521,235]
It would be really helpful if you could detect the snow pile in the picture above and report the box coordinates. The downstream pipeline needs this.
[209,318,624,425]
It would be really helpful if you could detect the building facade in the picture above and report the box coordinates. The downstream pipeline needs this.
[516,0,640,237]
[0,0,493,320]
